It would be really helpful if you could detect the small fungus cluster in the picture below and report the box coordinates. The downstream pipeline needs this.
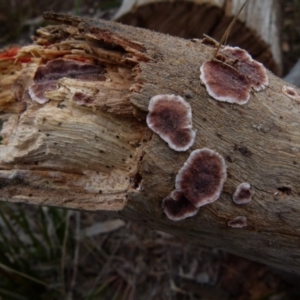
[146,94,195,151]
[228,216,247,228]
[162,148,227,221]
[176,148,227,208]
[162,190,199,221]
[282,85,300,101]
[233,182,252,205]
[28,59,105,104]
[146,69,255,225]
[200,46,269,105]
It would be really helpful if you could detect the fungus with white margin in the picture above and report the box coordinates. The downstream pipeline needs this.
[28,81,58,104]
[282,85,300,101]
[233,182,252,205]
[146,94,196,151]
[175,148,227,208]
[200,61,251,104]
[200,46,269,105]
[221,47,269,92]
[162,190,199,221]
[28,58,105,104]
[228,216,247,228]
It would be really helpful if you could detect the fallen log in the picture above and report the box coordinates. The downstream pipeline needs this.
[114,0,282,75]
[1,13,300,274]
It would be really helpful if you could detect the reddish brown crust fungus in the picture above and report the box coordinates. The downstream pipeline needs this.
[28,81,58,104]
[73,92,95,106]
[200,61,251,104]
[28,59,105,104]
[228,216,247,228]
[200,46,269,105]
[233,182,252,205]
[282,85,300,101]
[33,59,105,82]
[162,190,199,221]
[221,46,252,62]
[146,94,196,151]
[175,148,227,208]
[222,47,268,92]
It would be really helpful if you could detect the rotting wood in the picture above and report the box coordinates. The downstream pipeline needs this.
[1,13,300,274]
[114,0,282,75]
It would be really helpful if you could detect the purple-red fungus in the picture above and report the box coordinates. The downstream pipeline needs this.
[146,94,196,151]
[200,46,269,105]
[162,190,199,221]
[282,85,300,101]
[28,81,58,104]
[221,46,252,62]
[175,148,227,208]
[33,59,105,82]
[221,47,268,92]
[233,182,252,204]
[73,92,95,106]
[28,59,105,104]
[228,216,247,228]
[200,61,251,104]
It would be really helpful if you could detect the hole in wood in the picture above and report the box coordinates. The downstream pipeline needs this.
[277,186,292,196]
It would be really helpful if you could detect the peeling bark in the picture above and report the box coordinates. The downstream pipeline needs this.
[1,13,300,274]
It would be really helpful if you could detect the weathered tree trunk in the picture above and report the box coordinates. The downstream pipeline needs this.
[1,13,300,274]
[114,0,282,75]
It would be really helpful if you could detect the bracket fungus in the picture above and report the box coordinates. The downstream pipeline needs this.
[28,58,105,104]
[162,190,199,221]
[175,148,227,208]
[233,182,252,205]
[228,216,248,228]
[146,94,196,151]
[200,46,269,105]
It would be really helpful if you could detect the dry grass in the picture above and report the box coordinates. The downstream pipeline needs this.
[0,203,297,300]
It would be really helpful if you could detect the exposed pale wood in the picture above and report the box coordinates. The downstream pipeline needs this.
[1,13,300,274]
[114,0,282,75]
